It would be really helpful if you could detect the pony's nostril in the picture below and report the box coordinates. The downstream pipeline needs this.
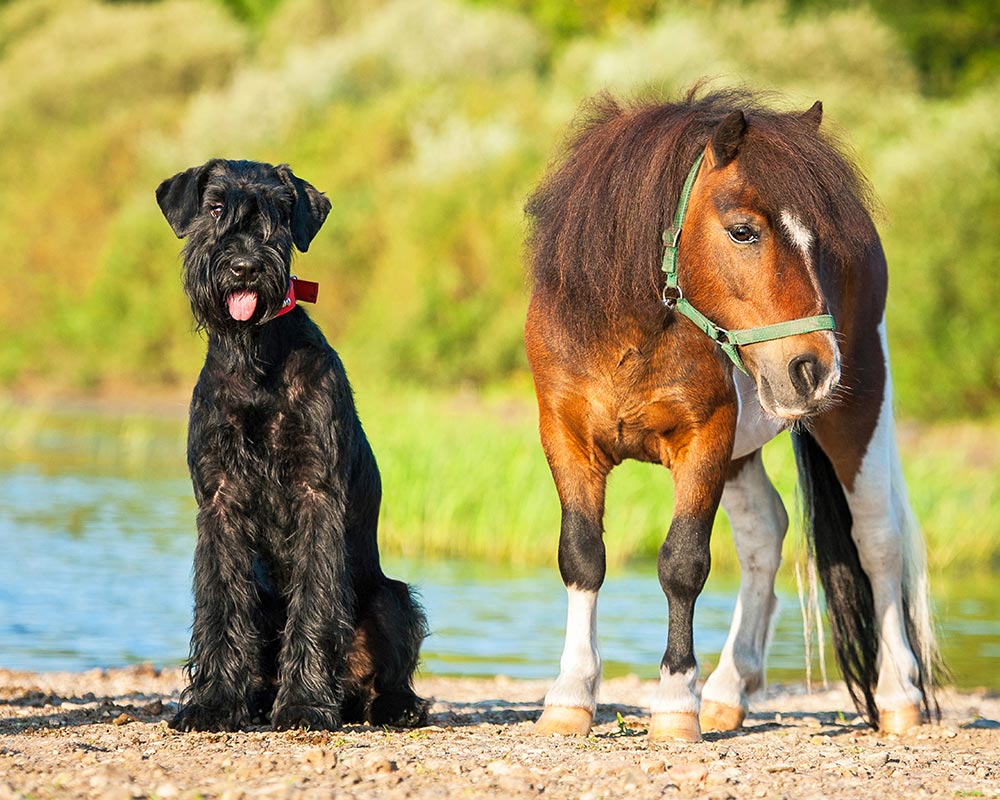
[789,354,820,395]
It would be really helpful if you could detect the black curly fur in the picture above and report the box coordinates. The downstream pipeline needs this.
[156,159,428,732]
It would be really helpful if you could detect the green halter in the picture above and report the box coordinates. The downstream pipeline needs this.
[660,151,836,376]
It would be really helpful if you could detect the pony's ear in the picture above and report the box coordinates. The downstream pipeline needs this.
[711,110,747,167]
[801,100,823,130]
[277,165,332,252]
[155,160,221,238]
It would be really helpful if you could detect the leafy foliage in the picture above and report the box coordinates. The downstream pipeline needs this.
[0,0,997,418]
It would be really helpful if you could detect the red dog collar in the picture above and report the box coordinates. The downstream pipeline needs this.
[273,276,319,320]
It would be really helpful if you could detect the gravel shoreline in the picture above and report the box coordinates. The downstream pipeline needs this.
[1,666,997,799]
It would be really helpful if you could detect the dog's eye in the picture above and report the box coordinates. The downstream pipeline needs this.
[209,204,224,220]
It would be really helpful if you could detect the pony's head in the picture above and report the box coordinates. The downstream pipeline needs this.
[680,102,842,420]
[526,89,877,422]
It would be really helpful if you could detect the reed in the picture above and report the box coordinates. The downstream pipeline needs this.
[4,390,995,575]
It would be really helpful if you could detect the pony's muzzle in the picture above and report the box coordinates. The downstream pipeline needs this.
[747,332,841,420]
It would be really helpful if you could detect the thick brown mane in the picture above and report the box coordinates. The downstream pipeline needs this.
[525,86,877,343]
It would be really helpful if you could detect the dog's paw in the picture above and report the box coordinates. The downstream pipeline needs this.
[369,691,431,728]
[169,702,248,732]
[271,703,342,731]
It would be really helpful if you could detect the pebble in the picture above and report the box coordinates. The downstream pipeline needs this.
[667,763,709,783]
[363,751,397,774]
[305,746,336,773]
[860,751,889,768]
[586,757,632,777]
[640,756,667,775]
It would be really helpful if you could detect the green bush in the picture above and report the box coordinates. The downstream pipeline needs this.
[0,0,996,420]
[876,82,1000,417]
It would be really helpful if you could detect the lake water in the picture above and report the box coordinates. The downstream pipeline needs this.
[1,450,997,689]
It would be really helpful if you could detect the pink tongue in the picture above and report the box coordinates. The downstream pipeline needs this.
[227,291,258,321]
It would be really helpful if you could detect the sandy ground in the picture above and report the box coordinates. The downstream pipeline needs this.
[0,666,997,799]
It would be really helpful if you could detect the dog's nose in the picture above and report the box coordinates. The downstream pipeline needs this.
[230,258,258,281]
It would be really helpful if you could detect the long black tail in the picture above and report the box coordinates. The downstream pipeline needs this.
[792,429,880,724]
[792,429,943,728]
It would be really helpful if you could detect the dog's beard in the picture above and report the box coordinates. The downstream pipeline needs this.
[183,243,291,331]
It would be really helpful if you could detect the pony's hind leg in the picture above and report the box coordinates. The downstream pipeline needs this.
[700,450,788,732]
[534,410,609,737]
[809,325,938,733]
[815,397,931,732]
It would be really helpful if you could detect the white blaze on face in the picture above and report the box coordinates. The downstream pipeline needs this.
[780,209,822,297]
[779,209,814,262]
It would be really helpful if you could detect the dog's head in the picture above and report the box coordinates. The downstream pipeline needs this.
[156,159,331,331]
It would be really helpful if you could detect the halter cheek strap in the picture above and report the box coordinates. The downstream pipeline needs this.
[660,151,836,376]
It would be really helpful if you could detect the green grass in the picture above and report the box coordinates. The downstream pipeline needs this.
[3,388,998,576]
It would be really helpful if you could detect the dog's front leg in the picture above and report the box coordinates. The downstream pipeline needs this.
[270,484,353,731]
[171,488,262,732]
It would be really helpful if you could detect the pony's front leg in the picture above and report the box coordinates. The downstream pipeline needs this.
[534,418,610,736]
[700,450,788,731]
[650,419,733,743]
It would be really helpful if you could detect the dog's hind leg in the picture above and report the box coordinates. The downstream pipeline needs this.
[342,577,430,728]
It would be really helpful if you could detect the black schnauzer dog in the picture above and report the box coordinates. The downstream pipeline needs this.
[156,159,428,732]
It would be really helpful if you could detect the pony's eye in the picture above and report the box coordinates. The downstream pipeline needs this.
[727,224,759,244]
[209,204,224,220]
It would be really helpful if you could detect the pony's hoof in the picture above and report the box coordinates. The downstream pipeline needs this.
[879,704,921,735]
[699,700,745,732]
[648,712,702,743]
[533,706,593,736]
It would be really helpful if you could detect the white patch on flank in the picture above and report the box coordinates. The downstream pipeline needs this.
[544,587,601,712]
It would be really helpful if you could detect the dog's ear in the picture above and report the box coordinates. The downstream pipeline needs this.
[278,165,332,252]
[156,160,221,238]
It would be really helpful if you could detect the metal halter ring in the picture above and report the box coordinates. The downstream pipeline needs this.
[661,283,683,309]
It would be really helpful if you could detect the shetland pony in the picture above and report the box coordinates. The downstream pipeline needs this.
[524,88,940,741]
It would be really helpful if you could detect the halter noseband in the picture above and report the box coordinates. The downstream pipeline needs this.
[660,151,836,376]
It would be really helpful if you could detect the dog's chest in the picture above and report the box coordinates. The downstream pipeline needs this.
[195,376,323,486]
[222,402,303,467]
